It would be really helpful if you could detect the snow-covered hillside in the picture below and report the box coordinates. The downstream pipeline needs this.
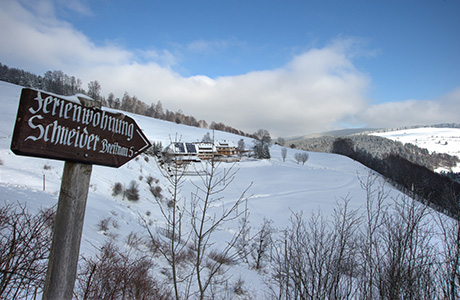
[371,127,460,172]
[0,80,382,234]
[0,81,447,298]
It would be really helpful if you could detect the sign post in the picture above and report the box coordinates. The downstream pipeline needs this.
[11,88,151,299]
[43,161,93,299]
[11,88,151,167]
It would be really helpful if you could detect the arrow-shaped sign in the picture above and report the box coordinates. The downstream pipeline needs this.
[11,88,151,168]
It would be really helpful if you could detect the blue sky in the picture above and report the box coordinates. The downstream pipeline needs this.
[1,0,459,137]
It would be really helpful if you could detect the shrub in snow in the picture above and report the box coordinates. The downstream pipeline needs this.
[112,182,123,196]
[124,181,140,201]
[126,232,144,249]
[97,217,110,232]
[208,249,236,266]
[150,185,163,200]
[233,277,247,296]
[146,175,159,186]
[0,203,55,299]
[111,219,119,229]
[75,241,171,300]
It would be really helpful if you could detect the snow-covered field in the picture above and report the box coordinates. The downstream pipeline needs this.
[0,80,455,298]
[372,127,460,161]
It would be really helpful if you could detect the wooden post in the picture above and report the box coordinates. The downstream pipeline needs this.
[42,162,92,300]
[42,95,99,300]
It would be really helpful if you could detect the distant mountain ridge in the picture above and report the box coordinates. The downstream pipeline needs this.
[367,123,460,134]
[288,123,460,141]
[286,128,382,140]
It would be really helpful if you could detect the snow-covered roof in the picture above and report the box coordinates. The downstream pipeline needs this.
[165,142,197,154]
[194,142,217,152]
[215,140,236,148]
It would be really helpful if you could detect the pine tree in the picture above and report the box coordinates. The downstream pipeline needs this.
[253,129,271,159]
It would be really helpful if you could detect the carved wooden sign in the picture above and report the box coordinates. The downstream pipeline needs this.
[11,88,151,167]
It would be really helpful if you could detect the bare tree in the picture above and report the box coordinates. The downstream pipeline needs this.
[281,148,287,162]
[267,173,444,300]
[251,218,274,270]
[294,152,309,165]
[277,137,286,146]
[87,80,101,101]
[268,197,360,300]
[237,139,245,158]
[328,198,361,299]
[0,203,55,300]
[357,173,438,300]
[106,92,115,108]
[145,158,190,300]
[145,155,251,299]
[75,241,170,300]
[436,187,460,300]
[379,197,436,299]
[201,133,213,143]
[357,174,389,300]
[189,160,252,300]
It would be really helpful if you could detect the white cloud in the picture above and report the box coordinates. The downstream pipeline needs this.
[1,0,457,137]
[359,88,460,128]
[84,45,370,136]
[0,0,132,73]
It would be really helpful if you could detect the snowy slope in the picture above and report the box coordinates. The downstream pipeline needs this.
[371,127,460,172]
[0,81,417,297]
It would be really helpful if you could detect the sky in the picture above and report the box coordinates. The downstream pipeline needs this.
[1,0,459,137]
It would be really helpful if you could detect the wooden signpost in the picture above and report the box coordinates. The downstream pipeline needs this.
[11,88,151,300]
[11,88,151,167]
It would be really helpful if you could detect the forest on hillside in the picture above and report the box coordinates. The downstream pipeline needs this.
[292,134,459,171]
[293,135,460,217]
